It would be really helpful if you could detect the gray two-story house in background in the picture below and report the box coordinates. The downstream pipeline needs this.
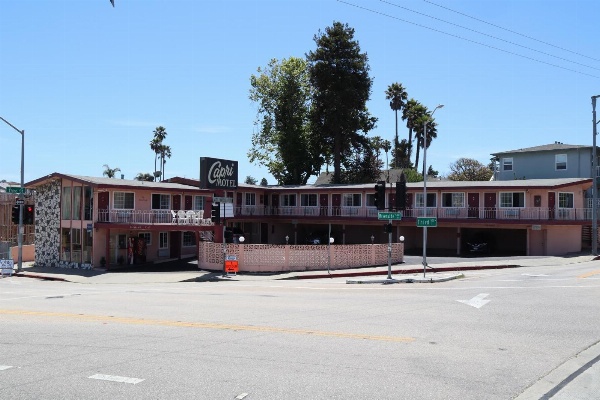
[492,142,598,182]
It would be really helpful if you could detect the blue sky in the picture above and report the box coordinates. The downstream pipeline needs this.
[0,0,597,185]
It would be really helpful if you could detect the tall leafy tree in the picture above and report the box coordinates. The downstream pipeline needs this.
[448,158,493,181]
[245,176,258,185]
[249,57,317,185]
[307,21,377,184]
[385,82,408,168]
[339,144,382,184]
[102,164,121,178]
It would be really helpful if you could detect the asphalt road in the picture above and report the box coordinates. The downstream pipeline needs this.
[1,260,599,399]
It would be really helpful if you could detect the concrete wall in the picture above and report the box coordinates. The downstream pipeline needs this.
[10,244,35,262]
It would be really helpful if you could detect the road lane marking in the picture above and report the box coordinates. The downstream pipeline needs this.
[457,293,490,309]
[578,270,600,279]
[0,365,13,371]
[236,393,249,399]
[0,309,414,343]
[88,374,144,384]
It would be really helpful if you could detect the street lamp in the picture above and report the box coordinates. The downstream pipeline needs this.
[371,234,374,244]
[238,236,245,243]
[0,116,25,273]
[422,104,444,278]
[327,237,334,274]
[592,96,600,255]
[285,235,289,245]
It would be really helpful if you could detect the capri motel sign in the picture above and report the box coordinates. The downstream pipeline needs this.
[200,157,238,190]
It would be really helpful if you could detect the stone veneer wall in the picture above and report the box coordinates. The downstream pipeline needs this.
[34,179,61,267]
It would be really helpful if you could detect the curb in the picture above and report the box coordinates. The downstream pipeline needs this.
[346,273,465,285]
[13,273,68,282]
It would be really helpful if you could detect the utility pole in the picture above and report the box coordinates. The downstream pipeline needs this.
[592,96,599,255]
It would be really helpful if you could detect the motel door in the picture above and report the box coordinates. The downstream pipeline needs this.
[468,193,479,218]
[320,194,328,216]
[332,194,341,216]
[548,192,556,219]
[172,195,181,211]
[98,192,109,215]
[484,193,496,219]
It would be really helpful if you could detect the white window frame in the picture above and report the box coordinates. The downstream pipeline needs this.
[138,232,151,246]
[301,193,318,207]
[342,193,362,207]
[441,192,465,208]
[415,193,437,208]
[281,194,297,207]
[193,196,205,211]
[499,192,525,208]
[245,193,256,206]
[502,157,513,171]
[151,193,170,210]
[114,192,134,209]
[555,154,567,170]
[182,231,195,247]
[159,232,168,249]
[558,192,574,208]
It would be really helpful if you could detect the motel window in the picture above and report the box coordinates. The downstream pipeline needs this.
[301,194,318,207]
[281,194,296,207]
[61,187,72,220]
[84,186,92,220]
[558,193,574,208]
[72,186,82,220]
[555,154,567,170]
[366,193,376,207]
[194,196,205,211]
[245,193,256,206]
[343,193,362,207]
[183,231,195,247]
[500,192,525,208]
[442,193,465,207]
[502,158,513,171]
[159,232,168,249]
[114,192,134,209]
[415,193,436,208]
[138,232,151,246]
[151,194,170,210]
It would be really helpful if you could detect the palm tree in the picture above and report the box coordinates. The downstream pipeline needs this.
[135,172,155,181]
[385,83,408,168]
[102,164,121,178]
[159,144,171,181]
[150,126,167,181]
[413,110,439,175]
[402,98,425,165]
[382,139,391,183]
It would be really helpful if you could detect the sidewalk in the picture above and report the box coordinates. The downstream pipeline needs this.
[6,253,597,284]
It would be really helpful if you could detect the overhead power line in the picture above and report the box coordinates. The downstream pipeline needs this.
[422,0,600,63]
[336,0,599,79]
[378,0,599,71]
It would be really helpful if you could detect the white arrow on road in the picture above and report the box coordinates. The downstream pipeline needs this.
[457,293,490,309]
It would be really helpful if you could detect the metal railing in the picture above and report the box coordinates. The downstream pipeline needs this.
[94,205,598,225]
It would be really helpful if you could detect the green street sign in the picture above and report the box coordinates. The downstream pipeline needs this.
[6,187,25,194]
[417,217,437,227]
[377,211,402,220]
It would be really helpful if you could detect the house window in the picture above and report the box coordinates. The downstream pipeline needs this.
[159,232,168,249]
[194,196,205,211]
[500,192,525,207]
[301,194,318,207]
[245,193,256,206]
[183,231,195,247]
[415,193,436,208]
[342,193,362,207]
[281,194,296,207]
[151,194,170,209]
[442,193,465,207]
[558,193,574,208]
[114,192,134,209]
[138,232,151,246]
[502,158,513,171]
[555,154,567,170]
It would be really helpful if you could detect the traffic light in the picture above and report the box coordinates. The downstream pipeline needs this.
[396,172,407,211]
[11,205,20,224]
[23,205,34,225]
[211,203,221,224]
[384,223,393,233]
[374,181,386,210]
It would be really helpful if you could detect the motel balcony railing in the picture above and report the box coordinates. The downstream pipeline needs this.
[95,206,596,226]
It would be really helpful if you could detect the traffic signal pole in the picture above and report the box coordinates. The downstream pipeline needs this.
[0,116,25,272]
